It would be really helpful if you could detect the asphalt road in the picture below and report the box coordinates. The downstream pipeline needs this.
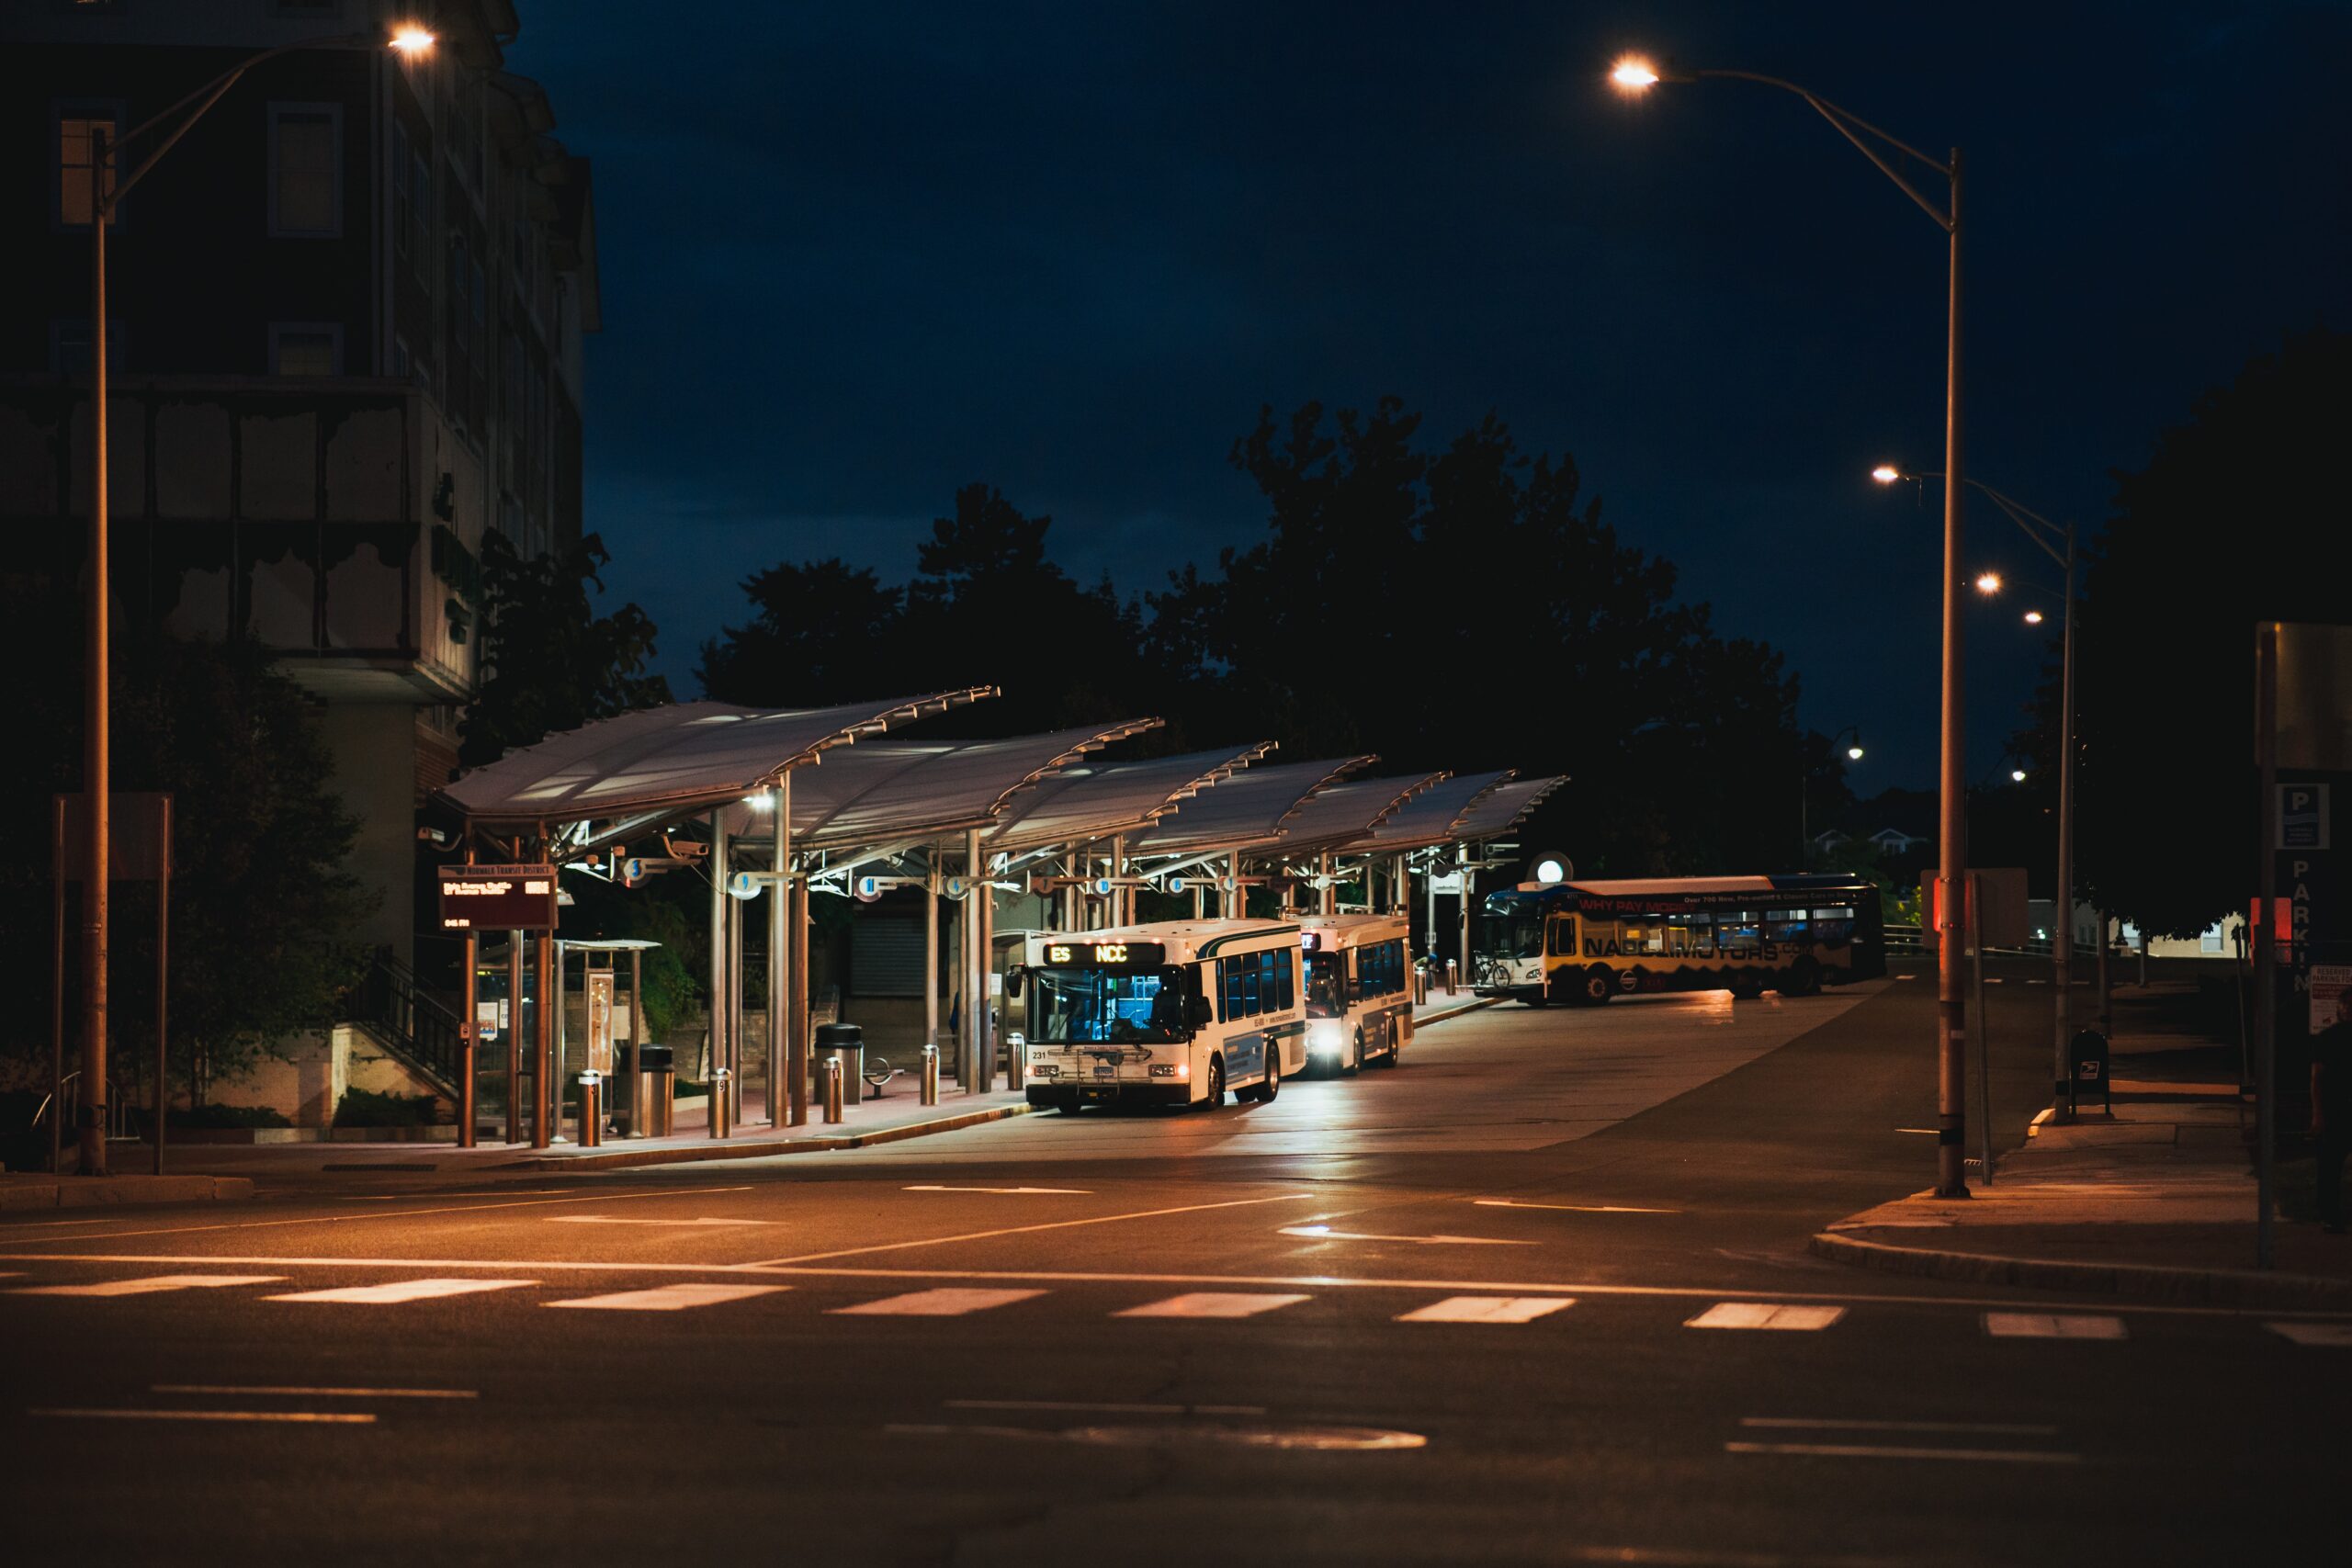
[3,965,2341,1567]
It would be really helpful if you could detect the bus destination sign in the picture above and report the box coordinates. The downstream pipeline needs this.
[437,863,560,931]
[1043,942,1165,967]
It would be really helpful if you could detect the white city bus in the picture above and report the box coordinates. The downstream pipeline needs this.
[1297,912,1412,1074]
[1012,919,1306,1112]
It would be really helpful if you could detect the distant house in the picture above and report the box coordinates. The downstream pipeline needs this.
[1867,827,1928,854]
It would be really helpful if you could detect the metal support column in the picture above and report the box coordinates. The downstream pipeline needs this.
[788,871,810,1125]
[506,935,523,1144]
[963,828,984,1092]
[1457,856,1473,983]
[532,930,553,1150]
[1107,836,1125,927]
[1319,852,1335,916]
[1228,851,1243,919]
[459,930,478,1149]
[979,843,996,1089]
[707,808,728,1090]
[554,939,568,1139]
[768,776,789,1126]
[923,858,941,1058]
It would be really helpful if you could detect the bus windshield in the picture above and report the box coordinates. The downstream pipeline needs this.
[1485,917,1545,960]
[1028,966,1187,1044]
[1306,953,1345,1018]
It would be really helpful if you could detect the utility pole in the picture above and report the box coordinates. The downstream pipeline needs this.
[1933,146,1971,1199]
[82,128,113,1177]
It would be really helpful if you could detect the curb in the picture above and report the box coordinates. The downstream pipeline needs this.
[499,1103,1035,1172]
[1809,1228,2352,1313]
[1416,998,1499,1027]
[0,1175,257,1211]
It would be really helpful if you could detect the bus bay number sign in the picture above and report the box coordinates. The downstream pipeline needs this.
[437,863,560,931]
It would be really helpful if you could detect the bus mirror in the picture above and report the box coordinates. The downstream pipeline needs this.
[1004,964,1025,998]
[1186,995,1215,1032]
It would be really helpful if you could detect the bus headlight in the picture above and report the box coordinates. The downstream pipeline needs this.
[1308,1021,1344,1055]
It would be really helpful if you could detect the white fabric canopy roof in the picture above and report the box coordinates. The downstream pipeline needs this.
[1345,769,1515,852]
[1271,772,1450,853]
[1131,756,1374,857]
[1445,775,1566,842]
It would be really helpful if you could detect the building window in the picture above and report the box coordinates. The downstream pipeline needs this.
[269,322,342,376]
[56,110,122,228]
[268,103,341,237]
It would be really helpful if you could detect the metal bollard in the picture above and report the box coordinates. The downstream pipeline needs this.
[577,1073,603,1148]
[1444,959,1459,997]
[822,1056,845,1123]
[1414,966,1428,1005]
[921,1043,940,1107]
[708,1067,733,1139]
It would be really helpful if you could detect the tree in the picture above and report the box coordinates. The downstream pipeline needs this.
[698,559,906,707]
[0,613,374,1107]
[460,530,670,768]
[2018,329,2348,935]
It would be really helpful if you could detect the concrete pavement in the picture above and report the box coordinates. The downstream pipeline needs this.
[6,969,2344,1567]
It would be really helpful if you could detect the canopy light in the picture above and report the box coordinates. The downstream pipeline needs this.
[390,27,435,53]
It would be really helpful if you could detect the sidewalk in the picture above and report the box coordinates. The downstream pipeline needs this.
[1814,980,2352,1310]
[0,1171,254,1210]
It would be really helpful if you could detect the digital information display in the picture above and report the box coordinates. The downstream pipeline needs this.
[1043,942,1166,967]
[437,863,560,931]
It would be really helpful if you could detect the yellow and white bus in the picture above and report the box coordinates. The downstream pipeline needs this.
[1474,874,1886,1005]
[1012,919,1306,1111]
[1297,912,1412,1074]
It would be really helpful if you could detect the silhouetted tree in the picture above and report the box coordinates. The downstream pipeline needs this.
[460,530,668,768]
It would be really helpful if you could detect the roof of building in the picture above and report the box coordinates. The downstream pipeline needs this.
[717,720,1162,854]
[1130,757,1375,857]
[435,689,995,836]
[1271,772,1451,854]
[986,742,1276,855]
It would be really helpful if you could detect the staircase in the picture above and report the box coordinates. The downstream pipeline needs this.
[353,953,466,1099]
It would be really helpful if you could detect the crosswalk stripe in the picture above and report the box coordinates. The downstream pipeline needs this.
[1396,1295,1575,1324]
[547,1283,789,1312]
[1686,1302,1846,1331]
[267,1279,534,1304]
[1114,1292,1310,1320]
[1984,1312,2127,1340]
[830,1288,1045,1317]
[10,1274,284,1298]
[2267,1322,2352,1347]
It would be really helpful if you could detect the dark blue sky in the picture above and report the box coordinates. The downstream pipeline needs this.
[514,1,2348,790]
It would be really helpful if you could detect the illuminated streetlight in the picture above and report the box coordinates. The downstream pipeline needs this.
[1871,464,1903,484]
[1848,744,1866,761]
[1610,56,1662,91]
[2023,608,2045,626]
[1974,571,2003,595]
[390,27,436,54]
[2011,768,2029,783]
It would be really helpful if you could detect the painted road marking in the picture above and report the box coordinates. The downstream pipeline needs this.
[748,1192,1317,1268]
[11,1273,283,1297]
[1688,1302,1847,1331]
[1726,1440,2079,1464]
[1984,1312,2127,1340]
[268,1279,535,1304]
[1396,1295,1576,1324]
[832,1288,1046,1317]
[903,1185,1091,1194]
[1741,1417,2059,1436]
[545,1216,773,1227]
[155,1385,477,1399]
[1116,1292,1311,1320]
[30,1407,377,1425]
[2,1182,757,1247]
[1280,1225,1532,1247]
[548,1283,789,1312]
[1458,1213,1683,1222]
[2269,1322,2352,1347]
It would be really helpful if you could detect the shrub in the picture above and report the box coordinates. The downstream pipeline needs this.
[170,1102,293,1129]
[333,1087,444,1127]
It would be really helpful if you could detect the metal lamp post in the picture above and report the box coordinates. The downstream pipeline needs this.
[1877,467,2079,1121]
[74,27,433,1175]
[1612,55,1972,1195]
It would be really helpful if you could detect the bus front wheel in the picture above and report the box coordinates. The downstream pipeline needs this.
[1579,966,1614,1005]
[1250,1051,1282,1104]
[1728,969,1765,1001]
[1196,1055,1226,1110]
[1343,1032,1364,1075]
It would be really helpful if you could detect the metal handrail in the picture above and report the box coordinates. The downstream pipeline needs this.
[31,1071,131,1142]
[352,952,465,1094]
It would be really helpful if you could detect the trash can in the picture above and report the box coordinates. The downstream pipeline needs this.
[634,1043,675,1138]
[817,1021,865,1106]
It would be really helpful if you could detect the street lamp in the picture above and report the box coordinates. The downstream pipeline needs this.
[1873,462,2082,1122]
[74,27,431,1177]
[1974,570,2003,595]
[1618,55,1972,1196]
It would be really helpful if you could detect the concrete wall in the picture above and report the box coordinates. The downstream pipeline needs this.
[206,1023,444,1127]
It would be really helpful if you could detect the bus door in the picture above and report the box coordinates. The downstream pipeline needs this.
[1546,915,1577,981]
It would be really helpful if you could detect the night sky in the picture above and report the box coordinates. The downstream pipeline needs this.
[514,2,2348,791]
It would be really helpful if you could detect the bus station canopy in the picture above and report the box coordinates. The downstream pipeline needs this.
[1444,774,1567,842]
[435,688,995,840]
[1269,772,1450,854]
[1131,756,1374,858]
[1344,769,1516,852]
[986,742,1276,855]
[713,720,1163,855]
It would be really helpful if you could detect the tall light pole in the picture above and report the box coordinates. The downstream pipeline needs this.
[1613,55,1971,1195]
[74,26,433,1175]
[1877,465,2080,1119]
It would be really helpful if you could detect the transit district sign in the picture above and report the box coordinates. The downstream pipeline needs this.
[437,863,560,931]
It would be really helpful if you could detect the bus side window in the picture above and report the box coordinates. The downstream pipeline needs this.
[1276,948,1295,1010]
[1241,953,1261,1016]
[1221,957,1243,1021]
